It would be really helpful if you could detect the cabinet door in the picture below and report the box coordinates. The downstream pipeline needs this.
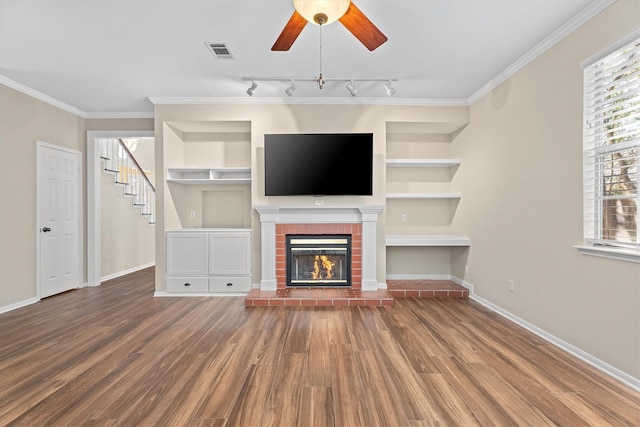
[209,232,250,275]
[166,233,208,275]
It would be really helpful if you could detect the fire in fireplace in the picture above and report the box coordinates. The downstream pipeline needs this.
[286,234,351,287]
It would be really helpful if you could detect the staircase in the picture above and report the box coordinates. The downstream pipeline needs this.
[100,138,156,225]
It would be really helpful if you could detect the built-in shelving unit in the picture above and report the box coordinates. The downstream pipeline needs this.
[163,120,253,229]
[385,121,470,278]
[166,167,251,185]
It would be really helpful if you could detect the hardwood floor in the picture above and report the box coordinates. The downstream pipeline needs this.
[0,267,637,426]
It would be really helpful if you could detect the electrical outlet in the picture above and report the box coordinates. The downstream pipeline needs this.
[190,210,196,219]
[465,265,469,276]
[401,213,407,222]
[508,280,514,292]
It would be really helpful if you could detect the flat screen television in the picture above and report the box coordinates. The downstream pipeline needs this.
[264,133,373,196]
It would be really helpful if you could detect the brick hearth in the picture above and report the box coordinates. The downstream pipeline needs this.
[245,279,469,307]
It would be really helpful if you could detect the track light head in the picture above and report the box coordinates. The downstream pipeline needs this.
[385,80,396,97]
[346,80,358,97]
[246,80,257,96]
[285,80,297,97]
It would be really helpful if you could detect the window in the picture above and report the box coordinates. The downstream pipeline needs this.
[583,35,640,258]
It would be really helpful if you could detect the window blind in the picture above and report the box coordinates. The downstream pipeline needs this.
[583,37,640,250]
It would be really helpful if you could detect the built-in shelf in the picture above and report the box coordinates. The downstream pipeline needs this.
[386,192,462,199]
[386,158,461,167]
[386,235,470,247]
[166,168,251,184]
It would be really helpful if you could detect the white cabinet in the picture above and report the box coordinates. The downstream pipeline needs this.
[165,229,251,294]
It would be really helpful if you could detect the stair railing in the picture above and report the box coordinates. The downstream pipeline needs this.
[100,138,156,224]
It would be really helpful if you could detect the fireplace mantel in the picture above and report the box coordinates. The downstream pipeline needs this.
[255,205,383,291]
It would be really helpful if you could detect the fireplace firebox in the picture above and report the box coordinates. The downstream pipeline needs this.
[286,234,351,287]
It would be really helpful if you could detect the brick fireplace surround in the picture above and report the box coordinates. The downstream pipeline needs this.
[254,205,383,292]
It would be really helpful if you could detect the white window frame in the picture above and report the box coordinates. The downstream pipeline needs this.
[576,31,640,263]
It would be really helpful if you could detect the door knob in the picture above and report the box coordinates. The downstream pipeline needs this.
[42,227,51,232]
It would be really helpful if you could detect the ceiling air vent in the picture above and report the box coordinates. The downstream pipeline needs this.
[206,42,234,60]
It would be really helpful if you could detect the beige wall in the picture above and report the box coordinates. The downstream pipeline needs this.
[100,171,155,278]
[0,84,84,309]
[452,0,639,378]
[85,118,154,132]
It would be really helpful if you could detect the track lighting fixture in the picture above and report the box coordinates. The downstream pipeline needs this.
[246,80,257,96]
[285,80,297,97]
[346,80,358,97]
[241,77,397,97]
[385,80,396,97]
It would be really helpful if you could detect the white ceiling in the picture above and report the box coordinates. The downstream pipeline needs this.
[0,0,610,116]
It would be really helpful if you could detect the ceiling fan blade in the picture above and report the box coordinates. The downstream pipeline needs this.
[271,10,308,51]
[339,2,388,51]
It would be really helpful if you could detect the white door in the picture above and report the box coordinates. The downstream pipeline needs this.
[38,142,81,298]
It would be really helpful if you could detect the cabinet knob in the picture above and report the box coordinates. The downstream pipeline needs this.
[184,282,191,287]
[226,282,233,286]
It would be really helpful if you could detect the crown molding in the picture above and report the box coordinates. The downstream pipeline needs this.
[468,0,616,104]
[0,74,155,119]
[0,75,86,117]
[84,111,155,119]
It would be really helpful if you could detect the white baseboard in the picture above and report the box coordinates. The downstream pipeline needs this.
[386,274,453,281]
[0,297,39,315]
[450,275,640,392]
[451,276,474,292]
[101,262,155,283]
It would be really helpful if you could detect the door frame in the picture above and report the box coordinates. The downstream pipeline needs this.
[86,130,154,287]
[36,141,83,299]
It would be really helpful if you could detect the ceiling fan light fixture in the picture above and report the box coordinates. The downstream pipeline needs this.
[247,80,257,96]
[293,0,350,25]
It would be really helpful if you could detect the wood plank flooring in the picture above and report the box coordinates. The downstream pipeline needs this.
[0,267,638,426]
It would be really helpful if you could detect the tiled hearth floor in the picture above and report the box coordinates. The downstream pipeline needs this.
[244,279,469,307]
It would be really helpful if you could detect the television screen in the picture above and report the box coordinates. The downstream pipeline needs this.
[264,133,373,196]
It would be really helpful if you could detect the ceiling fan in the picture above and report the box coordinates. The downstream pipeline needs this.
[271,0,388,52]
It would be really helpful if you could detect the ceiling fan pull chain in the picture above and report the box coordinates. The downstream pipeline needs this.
[316,23,325,89]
